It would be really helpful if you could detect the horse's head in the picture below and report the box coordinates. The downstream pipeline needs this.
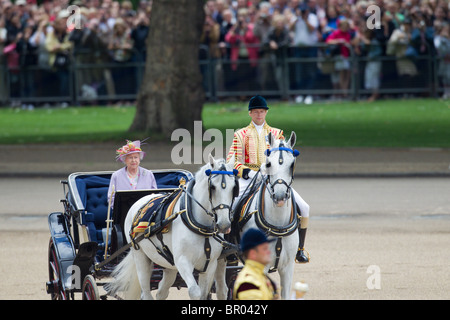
[261,131,299,206]
[201,154,239,234]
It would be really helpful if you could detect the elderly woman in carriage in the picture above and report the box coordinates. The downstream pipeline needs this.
[46,139,240,300]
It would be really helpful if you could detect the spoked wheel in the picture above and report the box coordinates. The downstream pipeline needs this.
[82,275,100,300]
[47,238,69,300]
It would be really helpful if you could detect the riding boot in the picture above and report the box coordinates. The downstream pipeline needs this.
[295,227,309,263]
[295,212,309,263]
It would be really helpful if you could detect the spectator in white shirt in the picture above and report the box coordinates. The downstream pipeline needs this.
[291,3,319,104]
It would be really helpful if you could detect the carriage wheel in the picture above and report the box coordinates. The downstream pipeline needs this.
[47,238,69,300]
[82,275,100,300]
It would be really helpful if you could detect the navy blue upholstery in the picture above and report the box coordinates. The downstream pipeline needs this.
[153,171,189,189]
[75,175,111,250]
[85,186,109,243]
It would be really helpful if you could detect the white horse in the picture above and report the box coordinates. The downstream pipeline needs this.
[215,132,301,300]
[106,155,238,300]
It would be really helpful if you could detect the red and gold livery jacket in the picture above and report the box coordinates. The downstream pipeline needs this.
[227,122,284,178]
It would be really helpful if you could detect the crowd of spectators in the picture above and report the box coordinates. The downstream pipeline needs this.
[1,0,450,107]
[0,0,152,107]
[202,0,450,103]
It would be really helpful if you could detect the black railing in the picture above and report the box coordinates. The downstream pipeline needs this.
[0,42,444,106]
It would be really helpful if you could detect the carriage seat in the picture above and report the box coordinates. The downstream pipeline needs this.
[152,171,189,189]
[75,175,111,253]
[74,171,190,255]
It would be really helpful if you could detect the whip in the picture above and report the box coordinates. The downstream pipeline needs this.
[104,185,115,260]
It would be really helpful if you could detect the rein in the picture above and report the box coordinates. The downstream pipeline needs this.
[256,178,299,237]
[179,178,218,236]
[98,167,239,273]
[234,143,300,272]
[178,175,238,272]
[258,179,300,273]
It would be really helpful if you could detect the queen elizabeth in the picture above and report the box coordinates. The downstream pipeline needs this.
[107,140,157,208]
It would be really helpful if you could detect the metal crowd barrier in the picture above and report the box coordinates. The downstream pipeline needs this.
[0,42,443,106]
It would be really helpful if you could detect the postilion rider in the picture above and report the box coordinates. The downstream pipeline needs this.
[226,95,310,263]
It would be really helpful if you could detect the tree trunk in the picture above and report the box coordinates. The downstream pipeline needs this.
[129,0,205,137]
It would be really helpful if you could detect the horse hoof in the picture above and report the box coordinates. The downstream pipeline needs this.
[188,286,202,300]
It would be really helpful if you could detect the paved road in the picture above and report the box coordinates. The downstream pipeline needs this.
[0,177,449,300]
[1,177,449,223]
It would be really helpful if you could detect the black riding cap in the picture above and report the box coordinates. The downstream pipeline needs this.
[248,95,269,111]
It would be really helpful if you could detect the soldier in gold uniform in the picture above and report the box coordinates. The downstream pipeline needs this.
[227,95,310,263]
[233,228,279,300]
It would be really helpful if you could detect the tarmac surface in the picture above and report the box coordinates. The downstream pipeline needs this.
[1,143,449,300]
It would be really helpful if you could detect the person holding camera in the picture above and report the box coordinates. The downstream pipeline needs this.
[291,3,319,105]
[224,8,259,93]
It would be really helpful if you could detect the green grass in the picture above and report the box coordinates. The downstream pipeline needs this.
[1,99,449,147]
[203,99,450,148]
[0,106,136,144]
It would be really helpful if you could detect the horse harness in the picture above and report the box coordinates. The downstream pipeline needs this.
[235,144,301,272]
[234,178,300,272]
[129,166,239,273]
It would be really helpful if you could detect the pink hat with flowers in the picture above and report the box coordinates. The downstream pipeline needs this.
[116,140,146,163]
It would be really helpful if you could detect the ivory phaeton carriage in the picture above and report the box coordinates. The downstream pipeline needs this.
[46,169,241,300]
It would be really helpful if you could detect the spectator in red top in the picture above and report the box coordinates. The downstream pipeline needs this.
[326,18,354,98]
[225,8,259,93]
[225,8,259,70]
[326,18,352,57]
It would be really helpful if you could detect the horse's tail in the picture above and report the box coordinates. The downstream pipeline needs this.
[105,251,141,299]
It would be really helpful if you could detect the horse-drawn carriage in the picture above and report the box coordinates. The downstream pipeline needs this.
[46,168,241,300]
[46,133,305,300]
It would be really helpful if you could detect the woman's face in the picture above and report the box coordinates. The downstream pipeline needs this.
[11,15,21,26]
[327,6,337,18]
[237,13,248,29]
[114,24,125,35]
[125,153,140,170]
[54,18,66,32]
[339,21,349,32]
[274,18,284,30]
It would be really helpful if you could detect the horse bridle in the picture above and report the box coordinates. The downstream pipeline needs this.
[205,164,239,222]
[264,141,300,202]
